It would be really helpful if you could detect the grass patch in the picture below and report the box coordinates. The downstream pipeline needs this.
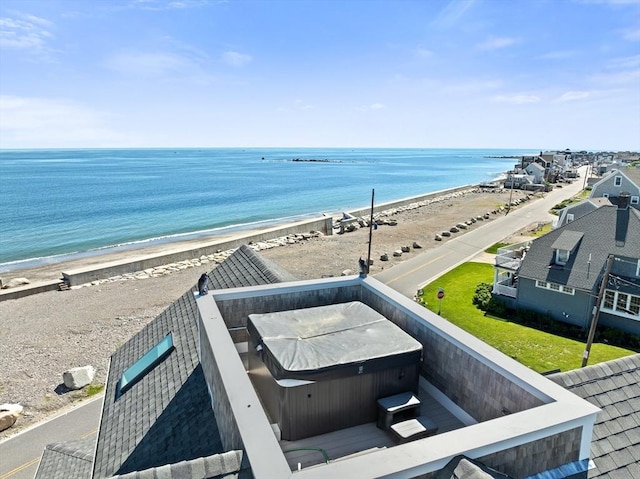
[530,222,552,237]
[485,242,510,254]
[419,262,635,373]
[85,383,105,397]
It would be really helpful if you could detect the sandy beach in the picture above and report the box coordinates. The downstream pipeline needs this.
[0,186,536,439]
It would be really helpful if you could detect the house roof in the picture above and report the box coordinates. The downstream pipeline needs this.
[518,206,640,291]
[93,245,295,478]
[526,163,545,173]
[36,245,295,479]
[35,438,95,479]
[557,198,613,228]
[548,354,640,479]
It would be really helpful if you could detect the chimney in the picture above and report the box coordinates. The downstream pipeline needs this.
[618,192,631,210]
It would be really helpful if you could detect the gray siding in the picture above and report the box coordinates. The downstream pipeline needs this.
[591,173,640,199]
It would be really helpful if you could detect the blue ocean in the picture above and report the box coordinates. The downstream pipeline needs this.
[0,148,533,271]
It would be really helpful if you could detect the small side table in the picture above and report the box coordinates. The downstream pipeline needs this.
[376,392,421,430]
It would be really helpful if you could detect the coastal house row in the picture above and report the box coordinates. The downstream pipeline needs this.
[36,246,605,479]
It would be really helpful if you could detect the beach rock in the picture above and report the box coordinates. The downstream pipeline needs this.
[388,220,398,226]
[457,223,467,229]
[380,253,389,261]
[393,250,403,257]
[0,404,23,432]
[401,246,411,253]
[341,269,354,276]
[441,231,451,237]
[449,227,459,233]
[434,234,442,241]
[1,277,30,289]
[62,365,96,390]
[413,242,422,249]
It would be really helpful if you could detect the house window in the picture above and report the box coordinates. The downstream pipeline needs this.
[556,249,570,265]
[601,290,640,318]
[603,291,615,309]
[631,196,639,205]
[535,280,575,295]
[614,176,622,187]
[603,193,609,198]
[617,293,629,311]
[567,214,574,222]
[117,333,174,397]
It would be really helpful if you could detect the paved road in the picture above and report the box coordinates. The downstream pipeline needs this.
[0,168,588,479]
[0,397,102,479]
[375,168,588,297]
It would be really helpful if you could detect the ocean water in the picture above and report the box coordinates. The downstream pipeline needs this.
[0,148,533,271]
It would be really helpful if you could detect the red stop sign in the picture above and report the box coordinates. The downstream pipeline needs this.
[437,290,445,299]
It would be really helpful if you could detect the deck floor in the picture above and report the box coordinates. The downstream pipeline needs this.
[279,380,467,471]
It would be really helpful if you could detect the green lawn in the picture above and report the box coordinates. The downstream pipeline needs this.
[419,262,635,373]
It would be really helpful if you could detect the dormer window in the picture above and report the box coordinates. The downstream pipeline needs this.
[614,176,622,187]
[556,249,570,265]
[551,231,583,267]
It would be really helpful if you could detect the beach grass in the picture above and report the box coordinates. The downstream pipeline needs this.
[420,262,635,373]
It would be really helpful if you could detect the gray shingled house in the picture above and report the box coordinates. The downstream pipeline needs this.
[589,167,640,207]
[493,202,640,336]
[37,244,616,479]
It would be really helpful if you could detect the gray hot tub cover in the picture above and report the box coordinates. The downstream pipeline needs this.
[248,301,423,381]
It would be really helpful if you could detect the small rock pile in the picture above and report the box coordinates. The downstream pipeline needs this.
[77,232,325,288]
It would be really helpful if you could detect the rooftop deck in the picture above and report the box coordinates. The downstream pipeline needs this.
[278,377,467,471]
[237,342,469,471]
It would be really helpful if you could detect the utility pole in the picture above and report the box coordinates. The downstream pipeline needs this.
[582,254,614,367]
[366,188,375,274]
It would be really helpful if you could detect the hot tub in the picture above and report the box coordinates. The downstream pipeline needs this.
[248,301,423,440]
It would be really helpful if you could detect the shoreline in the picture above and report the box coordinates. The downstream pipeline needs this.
[0,183,483,295]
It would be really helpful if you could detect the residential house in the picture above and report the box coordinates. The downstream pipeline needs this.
[37,247,601,478]
[589,167,640,207]
[524,162,545,184]
[493,203,640,336]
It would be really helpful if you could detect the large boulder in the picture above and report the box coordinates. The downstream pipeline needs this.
[1,277,30,289]
[63,365,96,390]
[0,404,23,432]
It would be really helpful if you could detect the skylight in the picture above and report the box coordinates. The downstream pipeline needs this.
[117,333,174,397]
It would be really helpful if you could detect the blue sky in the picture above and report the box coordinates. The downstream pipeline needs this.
[0,0,638,150]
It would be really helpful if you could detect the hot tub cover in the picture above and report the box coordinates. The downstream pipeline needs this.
[248,301,423,381]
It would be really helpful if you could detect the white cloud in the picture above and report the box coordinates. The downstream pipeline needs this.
[0,95,129,148]
[129,0,211,10]
[477,37,519,50]
[221,50,252,67]
[493,94,541,104]
[415,48,434,59]
[538,50,577,60]
[556,91,590,102]
[0,13,53,52]
[431,0,477,29]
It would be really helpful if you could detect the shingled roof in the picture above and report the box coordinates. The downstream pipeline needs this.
[36,245,295,479]
[518,205,640,291]
[548,354,640,478]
